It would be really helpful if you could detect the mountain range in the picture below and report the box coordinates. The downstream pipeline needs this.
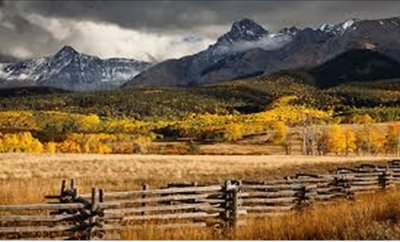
[123,16,400,88]
[2,16,400,91]
[0,46,151,91]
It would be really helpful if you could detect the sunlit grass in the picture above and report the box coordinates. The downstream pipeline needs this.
[121,190,400,240]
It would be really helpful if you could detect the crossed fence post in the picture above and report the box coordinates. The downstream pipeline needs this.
[52,179,105,240]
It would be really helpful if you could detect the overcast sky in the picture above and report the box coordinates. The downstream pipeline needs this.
[0,0,399,62]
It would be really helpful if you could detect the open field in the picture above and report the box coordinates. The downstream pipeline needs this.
[0,153,396,205]
[1,153,400,240]
[122,190,400,240]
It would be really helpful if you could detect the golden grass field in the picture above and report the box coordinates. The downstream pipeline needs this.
[0,153,395,204]
[1,153,400,240]
[122,190,400,240]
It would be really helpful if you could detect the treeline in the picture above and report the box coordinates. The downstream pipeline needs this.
[0,111,153,154]
[0,96,332,154]
[0,74,399,122]
[298,114,400,156]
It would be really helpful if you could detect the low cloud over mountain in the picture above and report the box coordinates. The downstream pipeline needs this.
[2,1,400,61]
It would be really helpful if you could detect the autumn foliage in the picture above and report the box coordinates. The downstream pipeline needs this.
[0,96,398,155]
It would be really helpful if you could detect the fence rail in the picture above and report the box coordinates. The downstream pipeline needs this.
[1,159,400,240]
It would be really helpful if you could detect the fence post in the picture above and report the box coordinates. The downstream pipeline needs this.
[60,179,66,202]
[334,173,353,198]
[88,187,98,240]
[191,182,198,213]
[99,189,104,203]
[223,180,238,227]
[222,180,232,226]
[230,186,238,227]
[379,170,388,189]
[295,185,308,210]
[70,179,78,200]
[221,180,239,239]
[141,184,148,216]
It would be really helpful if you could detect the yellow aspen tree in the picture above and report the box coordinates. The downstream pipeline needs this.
[386,124,400,155]
[44,142,57,153]
[326,125,356,155]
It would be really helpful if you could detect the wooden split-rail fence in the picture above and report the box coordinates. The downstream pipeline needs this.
[1,160,400,240]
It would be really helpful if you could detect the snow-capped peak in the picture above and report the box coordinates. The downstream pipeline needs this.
[0,45,152,91]
[53,45,81,60]
[319,18,361,35]
[342,19,357,30]
[216,18,269,45]
[319,23,335,32]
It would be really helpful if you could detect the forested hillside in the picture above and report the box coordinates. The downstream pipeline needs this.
[0,73,399,121]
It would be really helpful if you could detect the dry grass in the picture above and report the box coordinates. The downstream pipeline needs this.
[1,153,400,239]
[0,153,395,204]
[122,190,400,240]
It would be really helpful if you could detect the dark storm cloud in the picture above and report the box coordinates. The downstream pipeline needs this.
[1,0,400,60]
[5,0,400,34]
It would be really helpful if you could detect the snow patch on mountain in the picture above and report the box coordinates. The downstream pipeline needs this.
[217,34,293,54]
[342,19,356,30]
[319,18,361,35]
[210,19,296,56]
[0,46,152,91]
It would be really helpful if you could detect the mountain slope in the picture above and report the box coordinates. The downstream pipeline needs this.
[124,16,400,88]
[0,46,152,91]
[310,49,400,87]
[123,18,294,88]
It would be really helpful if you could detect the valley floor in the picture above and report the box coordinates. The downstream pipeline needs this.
[0,153,396,204]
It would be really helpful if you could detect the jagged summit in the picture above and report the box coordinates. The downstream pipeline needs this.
[55,45,80,57]
[125,15,400,89]
[277,26,301,36]
[319,18,361,35]
[216,18,269,45]
[0,47,152,91]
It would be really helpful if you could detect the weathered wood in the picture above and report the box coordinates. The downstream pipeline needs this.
[242,179,329,185]
[141,184,148,216]
[0,224,83,234]
[314,187,344,193]
[231,185,239,226]
[240,184,318,190]
[104,202,221,214]
[99,189,104,203]
[294,173,321,178]
[98,193,221,208]
[122,212,220,221]
[241,197,296,204]
[349,185,381,192]
[240,206,293,212]
[197,198,225,203]
[312,193,348,200]
[238,190,297,198]
[222,180,232,225]
[16,236,76,240]
[96,222,208,231]
[87,187,99,240]
[84,185,223,199]
[0,203,85,211]
[0,214,82,222]
[350,181,380,186]
[60,179,66,197]
[347,177,380,182]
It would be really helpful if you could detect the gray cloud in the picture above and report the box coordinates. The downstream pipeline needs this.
[1,0,400,61]
[5,1,400,34]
